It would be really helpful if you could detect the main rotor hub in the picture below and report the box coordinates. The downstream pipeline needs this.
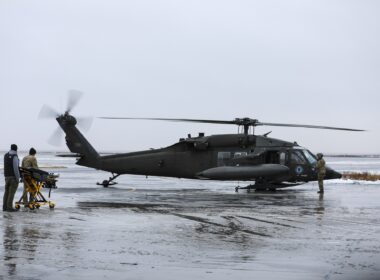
[234,118,258,126]
[234,118,259,135]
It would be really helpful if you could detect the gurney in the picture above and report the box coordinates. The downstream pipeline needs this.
[15,168,59,210]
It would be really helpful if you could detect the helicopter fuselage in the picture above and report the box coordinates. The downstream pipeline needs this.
[57,114,342,187]
[95,134,341,183]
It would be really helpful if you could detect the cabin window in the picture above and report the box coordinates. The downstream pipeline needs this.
[290,150,307,164]
[217,152,231,166]
[265,151,280,164]
[233,152,247,158]
[280,152,286,165]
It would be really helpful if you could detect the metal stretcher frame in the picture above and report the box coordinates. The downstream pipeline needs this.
[15,168,58,210]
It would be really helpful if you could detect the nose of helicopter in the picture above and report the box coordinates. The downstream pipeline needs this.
[326,167,342,179]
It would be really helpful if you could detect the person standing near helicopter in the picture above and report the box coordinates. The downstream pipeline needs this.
[3,144,21,212]
[316,153,326,193]
[21,148,39,204]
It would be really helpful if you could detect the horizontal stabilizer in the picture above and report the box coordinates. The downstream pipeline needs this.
[55,153,82,158]
[55,152,118,158]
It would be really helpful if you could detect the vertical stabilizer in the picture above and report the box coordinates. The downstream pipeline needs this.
[56,113,100,169]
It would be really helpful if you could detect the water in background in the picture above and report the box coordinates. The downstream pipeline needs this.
[0,151,78,170]
[0,152,380,192]
[327,156,380,174]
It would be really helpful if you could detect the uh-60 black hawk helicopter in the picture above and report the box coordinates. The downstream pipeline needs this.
[40,91,364,192]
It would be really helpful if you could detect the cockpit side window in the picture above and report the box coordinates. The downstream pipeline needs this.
[290,150,307,164]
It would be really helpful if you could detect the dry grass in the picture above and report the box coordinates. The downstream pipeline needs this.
[342,172,380,181]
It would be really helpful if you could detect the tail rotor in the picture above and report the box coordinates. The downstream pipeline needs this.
[39,90,93,146]
[48,127,64,147]
[66,89,84,114]
[38,105,60,119]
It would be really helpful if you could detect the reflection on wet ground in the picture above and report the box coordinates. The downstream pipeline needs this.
[1,174,380,280]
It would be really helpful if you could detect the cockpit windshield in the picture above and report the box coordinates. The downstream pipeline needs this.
[303,150,317,164]
[290,150,306,164]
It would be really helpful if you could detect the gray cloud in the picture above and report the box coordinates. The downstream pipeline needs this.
[0,0,379,154]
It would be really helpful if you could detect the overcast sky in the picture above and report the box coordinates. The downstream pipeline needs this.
[0,0,379,154]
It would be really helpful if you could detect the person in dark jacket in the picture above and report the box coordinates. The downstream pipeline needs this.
[3,144,21,212]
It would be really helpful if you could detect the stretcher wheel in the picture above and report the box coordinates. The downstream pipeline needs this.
[35,204,40,209]
[15,204,21,210]
[49,202,55,209]
[28,204,35,210]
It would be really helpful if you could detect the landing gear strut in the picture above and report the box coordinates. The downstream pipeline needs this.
[235,185,255,193]
[235,179,277,193]
[97,173,120,188]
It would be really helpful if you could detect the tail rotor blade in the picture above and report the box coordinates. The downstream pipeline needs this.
[38,105,59,119]
[77,116,94,132]
[40,90,92,146]
[48,127,64,146]
[67,89,84,113]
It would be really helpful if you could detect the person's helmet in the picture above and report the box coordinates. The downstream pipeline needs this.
[317,153,323,158]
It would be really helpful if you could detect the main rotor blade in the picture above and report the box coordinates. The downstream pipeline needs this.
[98,117,365,132]
[98,117,236,125]
[38,105,59,119]
[48,127,64,146]
[67,89,84,113]
[257,122,365,132]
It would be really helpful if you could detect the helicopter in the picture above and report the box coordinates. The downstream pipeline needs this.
[40,91,364,191]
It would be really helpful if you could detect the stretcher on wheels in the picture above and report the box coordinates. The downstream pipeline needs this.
[15,168,59,210]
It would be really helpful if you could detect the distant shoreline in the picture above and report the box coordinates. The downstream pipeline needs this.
[325,154,380,158]
[343,172,380,181]
[0,166,67,170]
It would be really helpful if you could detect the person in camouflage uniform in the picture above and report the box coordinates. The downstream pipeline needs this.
[21,148,39,204]
[316,153,326,193]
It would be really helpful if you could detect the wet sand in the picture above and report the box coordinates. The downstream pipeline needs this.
[1,166,380,280]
